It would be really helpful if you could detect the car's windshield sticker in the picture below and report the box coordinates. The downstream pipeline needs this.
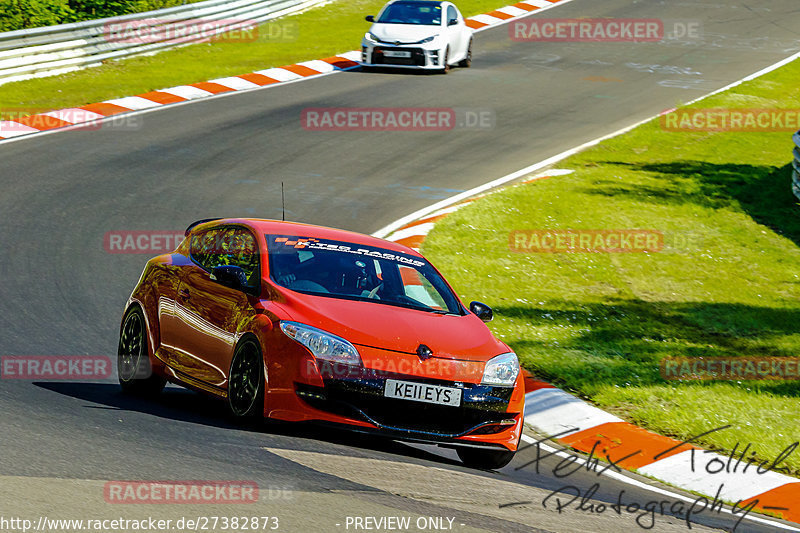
[272,237,425,267]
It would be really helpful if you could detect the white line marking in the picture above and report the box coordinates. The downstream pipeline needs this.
[337,50,362,62]
[497,6,528,17]
[158,85,213,100]
[297,60,336,73]
[385,222,435,242]
[103,96,162,110]
[470,14,504,25]
[424,203,471,219]
[638,449,796,502]
[39,108,105,124]
[253,68,303,81]
[682,51,800,105]
[523,388,623,437]
[0,121,39,137]
[208,76,262,91]
[535,168,574,177]
[519,0,554,8]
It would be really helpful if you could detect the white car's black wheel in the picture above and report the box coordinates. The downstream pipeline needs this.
[118,306,165,396]
[227,337,265,419]
[458,39,472,68]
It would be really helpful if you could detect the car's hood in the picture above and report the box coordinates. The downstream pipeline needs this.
[368,23,441,44]
[278,290,508,362]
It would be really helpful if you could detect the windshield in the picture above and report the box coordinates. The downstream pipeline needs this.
[267,235,463,314]
[377,1,442,25]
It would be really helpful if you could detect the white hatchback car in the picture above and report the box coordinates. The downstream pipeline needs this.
[361,0,473,72]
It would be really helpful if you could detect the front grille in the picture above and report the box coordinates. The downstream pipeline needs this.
[296,375,516,438]
[372,47,426,66]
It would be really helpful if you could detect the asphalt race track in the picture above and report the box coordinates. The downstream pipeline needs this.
[2,0,800,531]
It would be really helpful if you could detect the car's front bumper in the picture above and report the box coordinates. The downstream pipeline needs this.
[360,40,445,69]
[263,333,524,451]
[294,362,524,450]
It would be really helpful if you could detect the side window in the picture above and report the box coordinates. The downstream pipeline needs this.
[398,265,447,310]
[191,227,260,286]
[227,229,260,285]
[191,228,222,271]
[447,5,457,24]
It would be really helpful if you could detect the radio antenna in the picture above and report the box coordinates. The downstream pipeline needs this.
[281,181,285,221]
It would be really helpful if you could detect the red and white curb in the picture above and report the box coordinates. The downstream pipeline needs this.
[523,384,800,524]
[0,0,574,142]
[0,51,362,140]
[381,169,800,526]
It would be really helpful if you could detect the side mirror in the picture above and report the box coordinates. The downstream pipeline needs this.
[210,265,249,293]
[448,18,458,26]
[469,301,493,322]
[365,15,374,22]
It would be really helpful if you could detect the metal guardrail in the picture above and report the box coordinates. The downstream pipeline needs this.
[0,0,325,85]
[793,130,800,201]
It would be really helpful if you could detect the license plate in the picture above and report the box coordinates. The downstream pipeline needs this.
[384,379,462,407]
[384,50,411,58]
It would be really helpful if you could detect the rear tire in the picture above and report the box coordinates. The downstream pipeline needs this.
[458,40,472,68]
[457,446,515,470]
[118,306,166,397]
[227,337,265,419]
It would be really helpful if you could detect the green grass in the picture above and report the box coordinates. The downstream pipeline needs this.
[0,0,508,119]
[423,60,800,475]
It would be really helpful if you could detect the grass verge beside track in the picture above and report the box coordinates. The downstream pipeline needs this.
[423,60,800,474]
[0,0,513,119]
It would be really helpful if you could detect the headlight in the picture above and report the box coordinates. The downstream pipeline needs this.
[280,321,362,366]
[366,32,379,42]
[482,352,520,387]
[419,36,436,44]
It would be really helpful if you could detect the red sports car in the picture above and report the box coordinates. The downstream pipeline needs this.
[118,218,524,468]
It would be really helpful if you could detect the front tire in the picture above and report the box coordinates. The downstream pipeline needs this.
[227,337,265,419]
[457,446,516,470]
[441,47,450,74]
[458,39,472,68]
[118,306,165,397]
